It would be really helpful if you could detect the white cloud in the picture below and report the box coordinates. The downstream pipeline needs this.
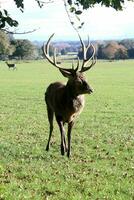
[81,1,134,40]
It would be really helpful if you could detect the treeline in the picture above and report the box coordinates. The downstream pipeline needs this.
[96,40,134,60]
[0,31,42,60]
[66,40,134,60]
[51,39,134,60]
[0,30,134,60]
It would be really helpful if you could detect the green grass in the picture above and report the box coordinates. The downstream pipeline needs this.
[0,60,134,200]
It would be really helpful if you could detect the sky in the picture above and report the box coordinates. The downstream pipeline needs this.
[0,0,134,41]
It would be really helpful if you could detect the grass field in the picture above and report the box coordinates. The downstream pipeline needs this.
[0,60,134,200]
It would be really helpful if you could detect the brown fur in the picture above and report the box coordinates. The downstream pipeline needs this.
[44,33,96,157]
[45,71,93,157]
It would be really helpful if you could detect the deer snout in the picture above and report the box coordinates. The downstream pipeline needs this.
[83,81,93,94]
[87,85,93,94]
[89,87,93,94]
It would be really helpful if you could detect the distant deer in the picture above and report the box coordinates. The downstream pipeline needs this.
[5,61,17,70]
[44,33,96,157]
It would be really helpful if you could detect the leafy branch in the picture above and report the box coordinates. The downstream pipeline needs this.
[63,0,84,34]
[2,28,40,35]
[0,0,134,32]
[0,0,53,32]
[0,10,18,29]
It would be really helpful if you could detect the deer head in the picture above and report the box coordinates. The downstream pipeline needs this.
[44,33,96,95]
[43,33,96,97]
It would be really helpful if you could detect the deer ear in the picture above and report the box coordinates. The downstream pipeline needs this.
[59,69,72,78]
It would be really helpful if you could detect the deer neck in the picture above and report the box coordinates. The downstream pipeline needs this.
[65,82,78,99]
[64,82,85,114]
[65,82,80,100]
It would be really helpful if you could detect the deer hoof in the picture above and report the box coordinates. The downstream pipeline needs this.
[46,145,49,151]
[61,145,65,155]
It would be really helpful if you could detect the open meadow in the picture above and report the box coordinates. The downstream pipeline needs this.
[0,60,134,200]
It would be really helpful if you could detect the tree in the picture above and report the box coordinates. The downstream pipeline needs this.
[115,46,128,59]
[119,39,134,59]
[0,0,133,30]
[0,30,15,60]
[61,48,67,55]
[97,44,105,59]
[100,41,128,60]
[120,39,134,50]
[11,39,37,59]
[128,48,134,59]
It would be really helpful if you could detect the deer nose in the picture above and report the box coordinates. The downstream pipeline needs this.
[87,85,93,94]
[88,87,93,94]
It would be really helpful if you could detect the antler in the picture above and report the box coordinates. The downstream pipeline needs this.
[78,33,96,72]
[43,33,79,73]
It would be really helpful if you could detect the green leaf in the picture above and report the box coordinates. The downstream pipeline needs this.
[6,17,13,26]
[81,22,84,26]
[75,10,82,15]
[68,0,72,5]
[4,10,8,16]
[75,14,80,21]
[71,22,74,25]
[0,20,5,28]
[12,20,19,27]
[70,7,76,13]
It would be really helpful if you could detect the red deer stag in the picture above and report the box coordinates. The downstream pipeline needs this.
[5,61,17,70]
[44,33,96,157]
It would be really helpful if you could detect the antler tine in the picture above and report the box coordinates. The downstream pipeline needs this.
[71,58,79,72]
[80,44,96,72]
[77,32,96,72]
[53,48,57,64]
[86,35,90,50]
[78,33,87,60]
[75,57,80,72]
[70,59,79,72]
[44,33,78,73]
[72,60,74,69]
[45,33,55,54]
[43,33,60,68]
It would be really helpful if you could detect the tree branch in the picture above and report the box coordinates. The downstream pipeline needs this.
[63,0,84,34]
[1,28,40,35]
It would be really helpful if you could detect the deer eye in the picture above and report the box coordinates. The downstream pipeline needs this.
[81,79,85,84]
[81,80,88,87]
[76,79,82,85]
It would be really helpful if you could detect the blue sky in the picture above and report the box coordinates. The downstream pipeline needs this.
[1,0,134,41]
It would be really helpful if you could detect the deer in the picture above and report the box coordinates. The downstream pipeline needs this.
[44,33,96,158]
[5,61,17,70]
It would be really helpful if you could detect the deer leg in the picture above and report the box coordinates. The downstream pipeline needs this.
[56,116,66,155]
[67,121,74,158]
[46,106,54,151]
[63,122,68,152]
